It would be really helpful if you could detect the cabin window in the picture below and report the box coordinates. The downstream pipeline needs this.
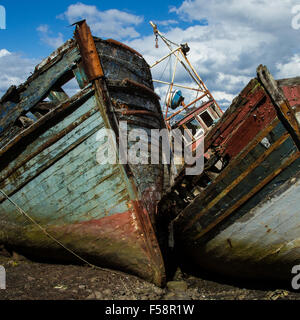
[200,111,214,128]
[181,118,204,145]
[185,118,203,136]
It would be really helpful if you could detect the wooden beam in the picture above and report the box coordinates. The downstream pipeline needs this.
[257,65,300,147]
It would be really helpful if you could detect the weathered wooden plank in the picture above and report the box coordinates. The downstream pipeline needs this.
[189,169,300,281]
[194,138,298,239]
[73,63,89,89]
[0,106,101,188]
[204,79,261,149]
[83,192,129,217]
[257,65,300,144]
[49,181,128,225]
[0,92,97,183]
[4,162,129,226]
[177,120,288,230]
[41,180,127,224]
[0,113,103,202]
[74,21,104,81]
[9,127,106,209]
[52,166,123,214]
[48,87,69,104]
[55,176,128,221]
[0,29,166,286]
[0,47,81,136]
[278,80,300,127]
[2,118,133,224]
[23,150,106,209]
[0,86,94,153]
[95,40,152,86]
[228,152,300,230]
[15,149,102,212]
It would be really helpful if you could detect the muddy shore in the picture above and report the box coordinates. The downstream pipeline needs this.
[0,251,300,301]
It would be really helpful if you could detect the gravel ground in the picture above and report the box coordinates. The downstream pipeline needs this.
[0,250,300,301]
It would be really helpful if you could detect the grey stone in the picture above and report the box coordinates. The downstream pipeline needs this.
[153,287,164,295]
[86,293,96,300]
[163,292,176,300]
[167,281,188,292]
[103,288,112,296]
[94,291,103,300]
[173,268,184,281]
[12,252,28,261]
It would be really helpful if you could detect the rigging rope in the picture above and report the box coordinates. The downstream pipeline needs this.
[160,34,180,48]
[0,188,137,299]
[159,55,171,82]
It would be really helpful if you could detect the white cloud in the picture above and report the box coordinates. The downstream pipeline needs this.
[37,25,49,33]
[171,0,296,31]
[212,91,236,110]
[128,25,257,107]
[0,49,11,58]
[215,73,251,93]
[128,0,300,110]
[58,2,143,40]
[0,50,83,100]
[152,19,179,27]
[170,0,300,75]
[37,24,64,49]
[3,1,299,112]
[276,54,300,78]
[0,50,37,98]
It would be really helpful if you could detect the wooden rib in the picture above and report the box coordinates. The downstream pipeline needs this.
[0,87,94,158]
[257,65,300,142]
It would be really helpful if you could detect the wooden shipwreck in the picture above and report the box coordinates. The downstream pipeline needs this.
[159,66,300,282]
[0,21,167,286]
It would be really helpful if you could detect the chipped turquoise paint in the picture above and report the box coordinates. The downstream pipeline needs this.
[0,93,130,226]
[73,65,89,89]
[0,47,81,135]
[0,88,95,180]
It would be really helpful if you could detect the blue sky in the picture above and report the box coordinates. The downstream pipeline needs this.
[0,0,185,58]
[1,0,300,109]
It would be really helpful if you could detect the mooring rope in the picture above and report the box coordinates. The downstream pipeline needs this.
[0,189,137,299]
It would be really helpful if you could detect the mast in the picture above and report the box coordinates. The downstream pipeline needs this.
[149,21,223,136]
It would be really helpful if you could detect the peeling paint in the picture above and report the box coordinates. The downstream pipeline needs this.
[0,23,167,286]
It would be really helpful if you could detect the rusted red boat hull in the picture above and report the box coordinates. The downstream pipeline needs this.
[3,202,164,285]
[160,66,300,282]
